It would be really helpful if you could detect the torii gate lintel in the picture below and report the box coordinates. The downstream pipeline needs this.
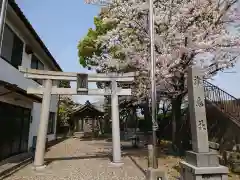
[19,67,136,170]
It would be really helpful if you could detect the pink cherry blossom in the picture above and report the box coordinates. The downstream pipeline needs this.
[92,0,240,100]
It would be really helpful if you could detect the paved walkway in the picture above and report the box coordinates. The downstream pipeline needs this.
[3,138,146,180]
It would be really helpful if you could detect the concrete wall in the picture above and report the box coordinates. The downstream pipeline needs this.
[0,7,59,150]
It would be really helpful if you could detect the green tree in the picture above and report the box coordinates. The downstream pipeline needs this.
[78,14,152,137]
[78,13,116,68]
[57,96,79,135]
[77,12,121,135]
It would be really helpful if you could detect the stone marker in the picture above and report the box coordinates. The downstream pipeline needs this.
[180,66,228,180]
[188,66,209,153]
[146,168,168,180]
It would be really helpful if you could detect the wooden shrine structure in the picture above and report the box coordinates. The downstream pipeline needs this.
[72,100,104,137]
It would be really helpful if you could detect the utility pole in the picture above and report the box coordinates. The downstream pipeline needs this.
[0,0,8,50]
[149,0,158,169]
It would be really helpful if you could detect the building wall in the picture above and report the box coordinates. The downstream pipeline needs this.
[0,12,59,150]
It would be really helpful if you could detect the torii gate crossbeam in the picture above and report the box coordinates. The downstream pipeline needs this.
[19,67,136,170]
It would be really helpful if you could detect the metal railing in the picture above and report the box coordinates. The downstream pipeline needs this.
[203,80,240,127]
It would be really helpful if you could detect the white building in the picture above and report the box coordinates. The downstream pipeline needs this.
[0,1,62,161]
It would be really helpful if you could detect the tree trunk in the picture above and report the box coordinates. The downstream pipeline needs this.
[171,99,176,147]
[142,101,152,144]
[143,103,151,128]
[103,96,111,133]
[92,118,94,138]
[134,107,138,134]
[171,95,183,153]
[98,118,104,135]
[67,118,74,136]
[68,126,73,136]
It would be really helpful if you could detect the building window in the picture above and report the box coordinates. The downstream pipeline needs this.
[31,54,44,70]
[48,112,55,134]
[1,24,24,69]
[31,54,44,84]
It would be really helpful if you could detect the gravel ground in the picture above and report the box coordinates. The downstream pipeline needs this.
[3,138,146,180]
[3,137,239,180]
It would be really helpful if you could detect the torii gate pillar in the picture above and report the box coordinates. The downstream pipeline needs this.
[111,80,122,164]
[33,79,52,170]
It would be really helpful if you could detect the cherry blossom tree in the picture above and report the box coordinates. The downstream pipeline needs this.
[87,0,240,150]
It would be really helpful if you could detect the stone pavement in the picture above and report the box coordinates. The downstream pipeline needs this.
[0,152,33,177]
[3,138,146,180]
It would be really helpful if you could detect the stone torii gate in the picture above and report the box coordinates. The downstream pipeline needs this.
[19,67,136,170]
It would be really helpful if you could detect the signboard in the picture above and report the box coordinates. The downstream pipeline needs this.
[77,74,88,89]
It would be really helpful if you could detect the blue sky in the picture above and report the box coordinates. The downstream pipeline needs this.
[16,0,240,103]
[15,0,105,104]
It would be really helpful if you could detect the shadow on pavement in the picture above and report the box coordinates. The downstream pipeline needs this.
[0,153,33,168]
[45,153,112,165]
[44,149,147,177]
[128,156,147,177]
[44,147,148,166]
[74,133,112,142]
[45,137,182,177]
[79,137,112,142]
[1,159,32,180]
[46,136,69,152]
